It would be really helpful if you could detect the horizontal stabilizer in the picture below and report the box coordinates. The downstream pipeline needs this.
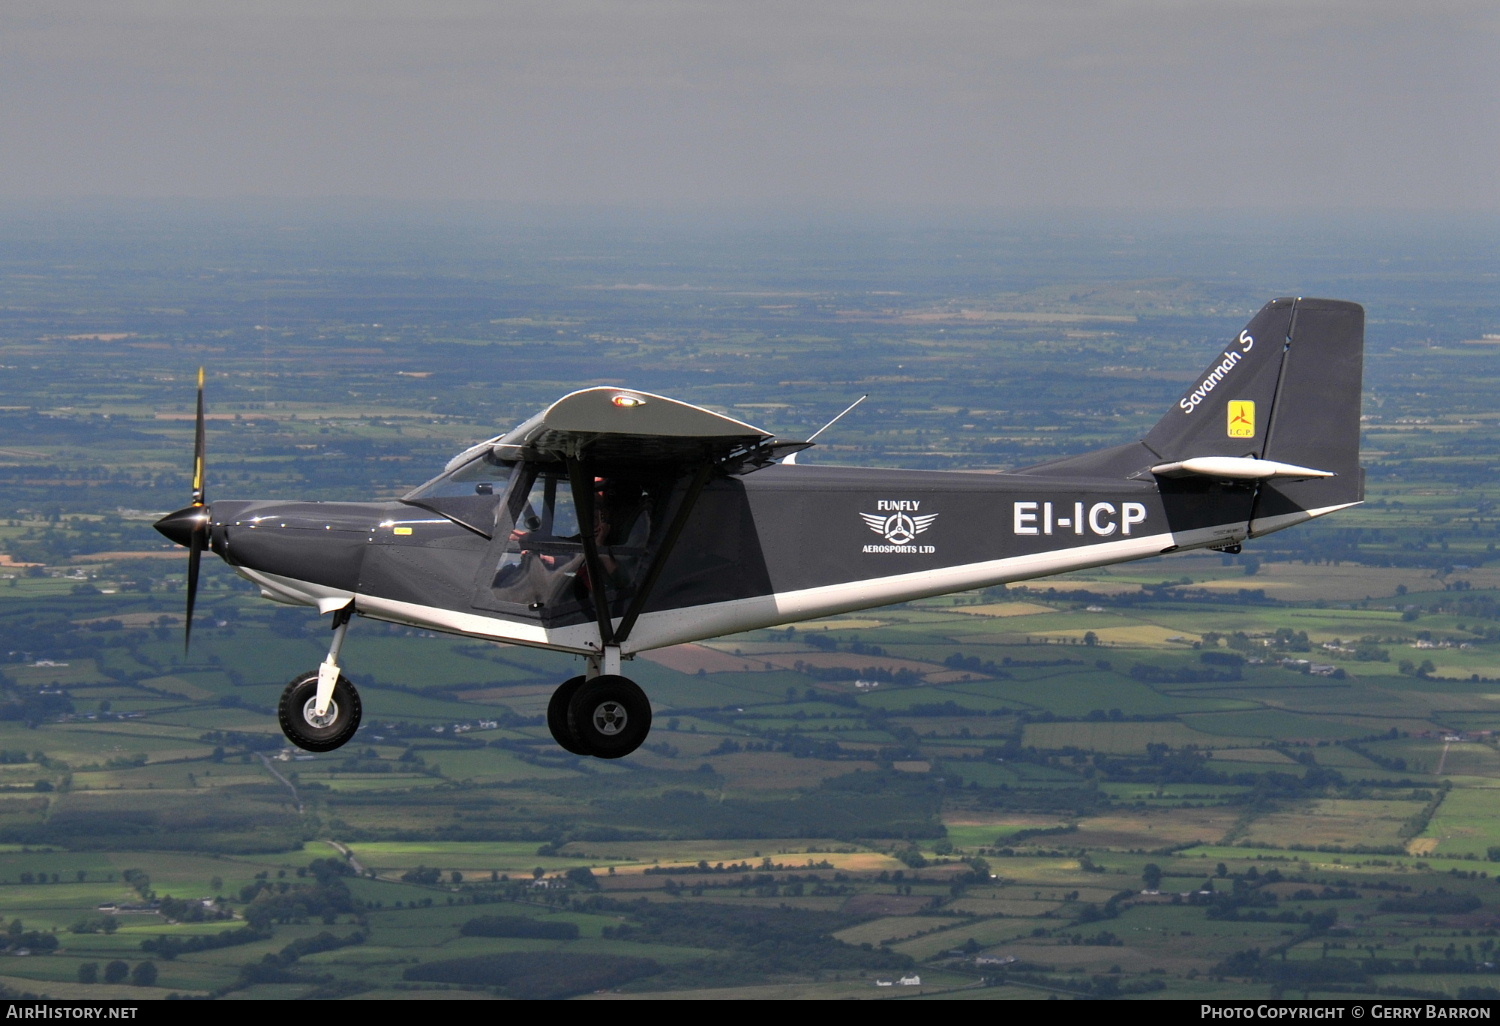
[1150,456,1335,481]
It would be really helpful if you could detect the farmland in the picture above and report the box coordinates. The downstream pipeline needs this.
[0,207,1497,999]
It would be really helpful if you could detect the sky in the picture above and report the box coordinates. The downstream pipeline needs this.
[2,1,1496,212]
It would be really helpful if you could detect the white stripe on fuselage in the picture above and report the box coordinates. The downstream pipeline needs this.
[234,501,1357,659]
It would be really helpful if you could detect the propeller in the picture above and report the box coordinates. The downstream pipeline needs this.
[154,367,210,652]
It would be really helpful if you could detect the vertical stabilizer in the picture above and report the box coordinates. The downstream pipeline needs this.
[1140,296,1363,533]
[1142,298,1296,463]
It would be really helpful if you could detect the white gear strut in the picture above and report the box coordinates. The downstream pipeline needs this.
[315,607,352,716]
[587,645,622,679]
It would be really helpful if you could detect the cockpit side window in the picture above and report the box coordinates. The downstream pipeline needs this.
[510,470,580,540]
[487,469,660,620]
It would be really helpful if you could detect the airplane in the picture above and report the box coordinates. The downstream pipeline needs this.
[154,297,1364,759]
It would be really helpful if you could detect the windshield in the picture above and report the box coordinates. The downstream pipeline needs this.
[404,451,516,500]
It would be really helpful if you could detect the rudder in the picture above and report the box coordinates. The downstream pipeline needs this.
[1249,298,1365,533]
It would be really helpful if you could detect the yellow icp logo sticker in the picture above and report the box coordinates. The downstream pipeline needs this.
[1227,400,1255,438]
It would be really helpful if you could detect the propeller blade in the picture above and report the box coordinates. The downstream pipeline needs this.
[153,366,211,653]
[185,526,203,653]
[192,366,206,507]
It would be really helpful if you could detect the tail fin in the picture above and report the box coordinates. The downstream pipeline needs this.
[1143,297,1365,531]
[1143,298,1298,464]
[1018,297,1365,524]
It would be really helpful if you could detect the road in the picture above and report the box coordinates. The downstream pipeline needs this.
[256,752,302,813]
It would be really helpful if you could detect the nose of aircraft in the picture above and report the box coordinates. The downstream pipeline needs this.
[155,504,209,548]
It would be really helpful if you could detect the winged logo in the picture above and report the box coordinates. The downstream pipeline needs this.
[860,511,939,546]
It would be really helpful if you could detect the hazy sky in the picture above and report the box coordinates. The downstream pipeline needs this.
[3,1,1496,211]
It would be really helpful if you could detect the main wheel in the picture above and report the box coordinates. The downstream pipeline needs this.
[278,671,362,752]
[566,675,651,759]
[546,675,590,755]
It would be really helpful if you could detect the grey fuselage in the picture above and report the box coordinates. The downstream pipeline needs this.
[202,453,1340,657]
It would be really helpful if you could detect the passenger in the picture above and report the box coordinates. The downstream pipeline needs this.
[582,485,651,591]
[494,477,651,607]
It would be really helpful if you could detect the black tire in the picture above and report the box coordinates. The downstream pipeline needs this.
[547,675,590,755]
[566,675,651,759]
[278,671,362,753]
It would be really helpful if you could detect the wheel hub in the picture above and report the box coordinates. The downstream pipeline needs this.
[591,700,628,736]
[301,697,339,729]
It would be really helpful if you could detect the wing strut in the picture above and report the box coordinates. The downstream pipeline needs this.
[567,453,718,652]
[612,458,715,646]
[566,458,616,649]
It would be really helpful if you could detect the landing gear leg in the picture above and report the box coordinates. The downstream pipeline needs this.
[278,606,362,752]
[314,607,352,719]
[588,647,623,679]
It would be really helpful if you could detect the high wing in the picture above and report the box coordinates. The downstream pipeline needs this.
[407,389,808,537]
[447,388,807,472]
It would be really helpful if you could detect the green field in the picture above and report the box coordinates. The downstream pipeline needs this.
[0,213,1499,998]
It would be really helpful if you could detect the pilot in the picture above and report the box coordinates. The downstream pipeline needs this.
[494,479,650,605]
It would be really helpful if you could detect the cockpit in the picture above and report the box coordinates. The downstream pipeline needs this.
[403,450,660,625]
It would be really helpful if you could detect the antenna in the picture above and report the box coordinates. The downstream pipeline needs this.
[784,395,867,465]
[806,394,867,443]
